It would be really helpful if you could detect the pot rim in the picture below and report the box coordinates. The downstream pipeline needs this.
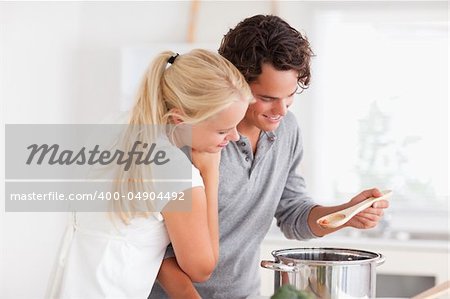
[271,247,384,266]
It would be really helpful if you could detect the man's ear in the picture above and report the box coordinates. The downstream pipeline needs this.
[169,108,185,125]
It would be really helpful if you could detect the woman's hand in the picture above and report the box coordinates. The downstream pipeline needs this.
[191,150,221,175]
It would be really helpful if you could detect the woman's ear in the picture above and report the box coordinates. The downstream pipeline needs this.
[169,108,185,125]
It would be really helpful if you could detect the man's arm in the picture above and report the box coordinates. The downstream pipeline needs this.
[157,257,200,299]
[274,124,318,240]
[274,121,389,239]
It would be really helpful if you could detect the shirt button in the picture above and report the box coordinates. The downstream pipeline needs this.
[268,136,275,142]
[242,150,248,154]
[245,156,249,162]
[241,142,246,146]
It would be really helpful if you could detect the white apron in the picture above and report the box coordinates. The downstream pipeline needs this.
[46,212,170,299]
[46,165,203,299]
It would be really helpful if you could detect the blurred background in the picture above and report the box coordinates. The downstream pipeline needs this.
[1,1,448,298]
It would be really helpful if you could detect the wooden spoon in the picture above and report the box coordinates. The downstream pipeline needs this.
[411,280,450,299]
[317,190,392,229]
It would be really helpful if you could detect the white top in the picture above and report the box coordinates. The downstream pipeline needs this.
[46,166,204,299]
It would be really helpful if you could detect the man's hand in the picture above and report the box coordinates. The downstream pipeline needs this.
[344,188,389,229]
[308,188,390,237]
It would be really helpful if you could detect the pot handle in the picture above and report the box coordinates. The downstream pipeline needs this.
[260,260,298,272]
[376,254,385,266]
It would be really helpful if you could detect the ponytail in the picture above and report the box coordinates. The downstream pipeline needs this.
[112,49,252,224]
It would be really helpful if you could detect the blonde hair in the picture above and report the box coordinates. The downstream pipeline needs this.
[114,49,252,223]
[131,49,251,126]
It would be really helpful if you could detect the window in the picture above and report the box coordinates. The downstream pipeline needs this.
[306,4,447,213]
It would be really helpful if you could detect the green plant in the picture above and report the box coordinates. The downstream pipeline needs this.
[271,284,314,299]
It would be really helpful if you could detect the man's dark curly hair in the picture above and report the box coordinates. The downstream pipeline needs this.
[219,15,313,90]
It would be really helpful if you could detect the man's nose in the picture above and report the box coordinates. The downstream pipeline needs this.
[273,99,288,116]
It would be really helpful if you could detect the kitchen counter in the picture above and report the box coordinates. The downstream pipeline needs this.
[265,223,449,251]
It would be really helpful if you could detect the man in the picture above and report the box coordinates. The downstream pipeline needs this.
[150,15,389,299]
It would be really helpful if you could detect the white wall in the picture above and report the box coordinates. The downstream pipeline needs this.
[1,2,313,298]
[1,3,82,299]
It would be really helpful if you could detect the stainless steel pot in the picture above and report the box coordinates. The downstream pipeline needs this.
[261,247,385,299]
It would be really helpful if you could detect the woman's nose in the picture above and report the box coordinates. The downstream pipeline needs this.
[227,128,240,141]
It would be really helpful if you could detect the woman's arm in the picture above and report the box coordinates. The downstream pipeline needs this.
[161,151,220,282]
[157,258,201,299]
[192,150,220,263]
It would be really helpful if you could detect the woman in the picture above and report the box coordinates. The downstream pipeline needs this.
[47,49,252,298]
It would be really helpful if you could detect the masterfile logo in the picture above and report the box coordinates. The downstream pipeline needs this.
[5,124,193,212]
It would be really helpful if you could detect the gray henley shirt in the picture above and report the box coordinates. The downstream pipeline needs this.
[149,111,317,299]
